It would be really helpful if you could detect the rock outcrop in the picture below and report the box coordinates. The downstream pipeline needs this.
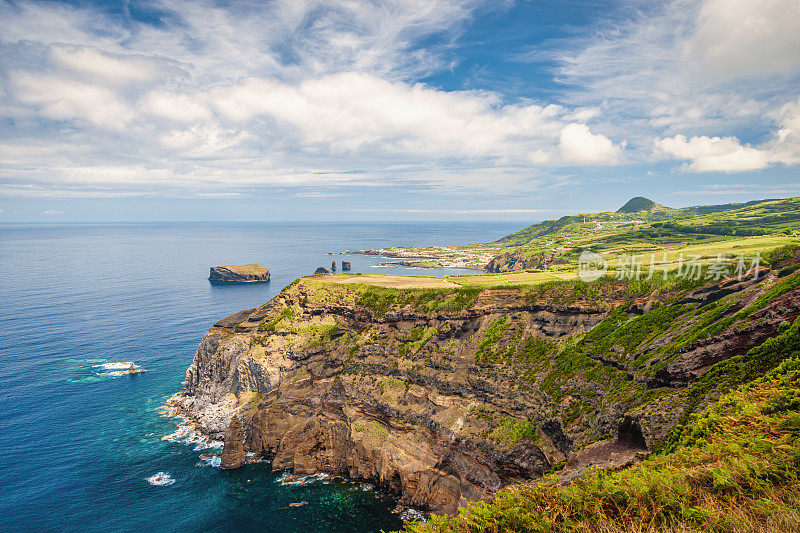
[315,267,330,274]
[484,250,545,272]
[209,264,270,283]
[342,261,351,271]
[220,416,245,469]
[172,269,800,515]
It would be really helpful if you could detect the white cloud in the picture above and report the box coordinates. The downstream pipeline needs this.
[655,135,770,172]
[556,0,800,140]
[209,72,572,160]
[46,45,180,85]
[686,0,800,80]
[559,123,624,164]
[7,71,134,129]
[140,91,211,124]
[656,95,800,172]
[0,0,631,197]
[770,96,800,165]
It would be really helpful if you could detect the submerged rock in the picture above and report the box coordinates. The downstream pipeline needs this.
[209,264,270,283]
[220,416,245,470]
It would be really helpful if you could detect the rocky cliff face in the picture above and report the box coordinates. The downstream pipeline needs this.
[208,264,270,283]
[172,269,800,514]
[484,250,544,272]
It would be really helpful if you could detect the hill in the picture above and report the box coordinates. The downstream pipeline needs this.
[481,196,800,272]
[616,196,665,213]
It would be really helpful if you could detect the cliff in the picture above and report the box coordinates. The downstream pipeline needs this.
[209,264,270,283]
[172,266,800,515]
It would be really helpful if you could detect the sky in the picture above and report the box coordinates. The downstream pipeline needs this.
[0,0,799,222]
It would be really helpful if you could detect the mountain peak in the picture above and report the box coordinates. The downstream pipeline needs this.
[617,196,665,213]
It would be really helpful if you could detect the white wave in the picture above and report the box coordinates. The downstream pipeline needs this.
[146,472,175,486]
[400,508,426,523]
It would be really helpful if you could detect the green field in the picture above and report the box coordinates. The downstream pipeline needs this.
[370,197,800,275]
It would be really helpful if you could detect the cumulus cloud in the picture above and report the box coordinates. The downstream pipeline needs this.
[656,95,800,172]
[559,123,624,164]
[771,96,800,165]
[4,0,800,199]
[7,71,134,129]
[655,135,769,173]
[0,0,631,198]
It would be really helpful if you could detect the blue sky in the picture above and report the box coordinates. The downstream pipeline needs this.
[0,0,799,222]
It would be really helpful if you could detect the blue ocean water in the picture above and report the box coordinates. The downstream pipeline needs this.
[0,222,520,533]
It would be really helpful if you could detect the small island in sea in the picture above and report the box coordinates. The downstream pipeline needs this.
[208,264,271,283]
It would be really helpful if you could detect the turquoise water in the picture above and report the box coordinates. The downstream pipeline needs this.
[0,222,519,532]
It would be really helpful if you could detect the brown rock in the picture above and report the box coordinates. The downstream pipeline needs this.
[220,416,245,469]
[209,264,270,283]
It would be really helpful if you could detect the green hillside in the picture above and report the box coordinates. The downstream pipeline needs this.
[482,197,800,272]
[616,196,665,213]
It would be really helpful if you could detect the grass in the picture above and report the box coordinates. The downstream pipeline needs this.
[402,352,800,533]
[488,418,540,447]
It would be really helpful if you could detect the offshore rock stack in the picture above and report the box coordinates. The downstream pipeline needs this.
[341,261,351,271]
[220,416,245,469]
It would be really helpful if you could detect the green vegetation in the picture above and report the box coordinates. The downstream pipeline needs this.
[403,326,438,355]
[353,419,389,446]
[295,278,482,315]
[403,352,800,533]
[488,418,540,446]
[487,197,800,274]
[259,306,297,332]
[671,317,800,434]
[617,196,664,213]
[475,317,510,363]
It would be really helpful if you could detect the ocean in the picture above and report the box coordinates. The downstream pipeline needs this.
[0,221,520,532]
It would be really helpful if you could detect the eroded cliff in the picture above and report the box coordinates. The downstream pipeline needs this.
[172,268,800,514]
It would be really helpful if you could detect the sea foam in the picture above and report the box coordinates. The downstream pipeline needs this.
[146,472,175,486]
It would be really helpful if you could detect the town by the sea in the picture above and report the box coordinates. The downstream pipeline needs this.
[0,221,520,533]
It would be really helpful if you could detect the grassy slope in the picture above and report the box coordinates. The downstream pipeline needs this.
[403,321,800,532]
[363,197,800,272]
[482,197,800,272]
